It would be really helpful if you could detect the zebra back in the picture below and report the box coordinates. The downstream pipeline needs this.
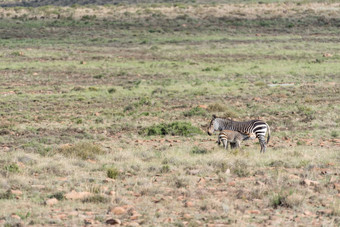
[214,117,269,142]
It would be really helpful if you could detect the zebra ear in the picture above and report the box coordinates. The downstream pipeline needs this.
[212,114,217,119]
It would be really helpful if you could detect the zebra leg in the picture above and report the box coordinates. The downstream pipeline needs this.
[258,135,266,153]
[217,136,221,145]
[225,140,229,150]
[236,141,241,149]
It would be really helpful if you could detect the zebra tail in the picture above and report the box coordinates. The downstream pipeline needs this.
[266,123,271,144]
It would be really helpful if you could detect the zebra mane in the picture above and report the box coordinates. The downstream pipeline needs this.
[212,116,232,130]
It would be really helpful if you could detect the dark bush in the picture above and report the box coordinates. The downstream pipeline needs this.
[142,122,202,136]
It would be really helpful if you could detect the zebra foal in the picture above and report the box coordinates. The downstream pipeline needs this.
[207,115,271,153]
[217,130,249,150]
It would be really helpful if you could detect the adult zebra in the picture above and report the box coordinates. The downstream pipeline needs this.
[207,115,271,153]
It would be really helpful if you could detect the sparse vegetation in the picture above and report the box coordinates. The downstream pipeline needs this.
[142,122,202,136]
[56,142,105,159]
[0,1,339,226]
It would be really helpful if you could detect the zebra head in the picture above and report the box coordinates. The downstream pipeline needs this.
[207,114,218,135]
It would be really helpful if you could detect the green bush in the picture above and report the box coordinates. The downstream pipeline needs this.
[0,190,15,200]
[191,146,209,154]
[4,163,20,173]
[107,167,119,179]
[183,107,207,117]
[142,122,202,136]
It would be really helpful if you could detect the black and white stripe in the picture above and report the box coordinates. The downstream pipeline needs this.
[207,115,271,153]
[218,130,246,150]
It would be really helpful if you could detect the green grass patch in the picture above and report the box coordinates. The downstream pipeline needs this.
[142,122,202,136]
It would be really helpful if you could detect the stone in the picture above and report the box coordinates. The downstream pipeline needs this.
[228,181,236,187]
[65,190,92,200]
[84,218,94,225]
[304,211,312,216]
[247,210,261,214]
[10,190,22,196]
[333,183,340,192]
[111,207,126,215]
[183,214,192,219]
[46,198,58,206]
[301,179,319,186]
[185,201,194,207]
[11,214,21,220]
[31,185,46,189]
[106,218,121,225]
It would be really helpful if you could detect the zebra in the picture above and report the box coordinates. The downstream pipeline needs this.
[207,115,271,153]
[217,130,248,150]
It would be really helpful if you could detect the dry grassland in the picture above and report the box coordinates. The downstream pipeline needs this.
[0,1,339,226]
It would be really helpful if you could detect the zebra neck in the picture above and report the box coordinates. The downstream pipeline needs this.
[218,118,239,131]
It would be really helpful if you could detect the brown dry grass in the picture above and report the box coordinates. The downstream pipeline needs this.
[0,3,339,20]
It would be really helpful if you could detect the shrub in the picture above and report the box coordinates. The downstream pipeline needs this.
[191,146,209,154]
[82,195,109,203]
[108,88,116,94]
[207,103,226,112]
[142,122,202,136]
[0,190,15,200]
[4,163,20,173]
[49,192,65,201]
[107,167,119,179]
[160,165,170,173]
[232,160,250,177]
[183,107,207,117]
[270,190,304,208]
[56,142,105,160]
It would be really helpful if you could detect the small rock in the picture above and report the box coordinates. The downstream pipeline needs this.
[127,222,140,226]
[198,105,208,109]
[255,181,265,186]
[301,179,319,186]
[228,181,236,187]
[225,169,231,174]
[185,201,194,207]
[304,210,312,216]
[187,169,200,175]
[130,212,141,220]
[84,218,94,225]
[197,178,206,184]
[46,198,58,206]
[333,183,340,192]
[111,207,126,215]
[317,209,333,215]
[103,178,116,183]
[183,214,192,219]
[106,218,121,225]
[247,210,261,214]
[65,190,92,200]
[11,214,21,220]
[323,53,333,57]
[31,185,46,189]
[10,190,22,196]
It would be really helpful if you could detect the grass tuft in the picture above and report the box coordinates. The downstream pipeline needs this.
[56,142,105,160]
[107,167,120,179]
[191,146,209,155]
[183,107,207,117]
[82,195,109,204]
